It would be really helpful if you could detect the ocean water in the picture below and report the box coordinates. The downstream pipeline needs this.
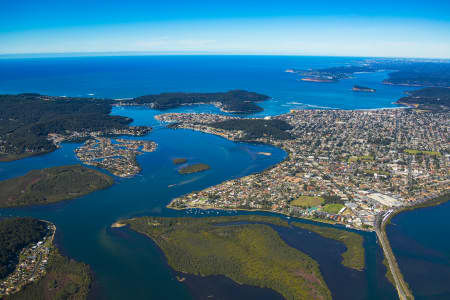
[0,55,440,299]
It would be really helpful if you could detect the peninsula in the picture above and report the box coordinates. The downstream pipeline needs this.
[0,165,113,208]
[116,90,269,114]
[287,59,450,87]
[0,218,91,299]
[396,87,450,111]
[0,93,151,162]
[75,137,157,177]
[160,109,449,231]
[122,215,331,300]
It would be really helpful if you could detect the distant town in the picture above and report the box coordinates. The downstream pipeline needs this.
[159,109,449,230]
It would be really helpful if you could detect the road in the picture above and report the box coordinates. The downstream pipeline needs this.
[376,210,414,300]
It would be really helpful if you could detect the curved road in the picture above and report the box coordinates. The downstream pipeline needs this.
[376,211,414,300]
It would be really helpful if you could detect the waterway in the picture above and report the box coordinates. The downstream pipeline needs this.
[0,55,437,299]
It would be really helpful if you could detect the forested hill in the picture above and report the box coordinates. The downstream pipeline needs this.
[396,87,450,111]
[0,218,48,279]
[210,118,294,140]
[0,93,134,161]
[0,165,114,208]
[129,90,269,113]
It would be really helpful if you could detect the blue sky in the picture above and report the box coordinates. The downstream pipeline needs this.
[1,0,450,58]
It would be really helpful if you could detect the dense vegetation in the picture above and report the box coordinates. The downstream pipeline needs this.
[172,158,187,164]
[397,87,450,111]
[131,90,269,113]
[0,165,114,208]
[125,215,331,300]
[293,223,365,271]
[0,218,48,280]
[178,163,210,174]
[210,119,294,140]
[6,248,91,300]
[0,93,132,161]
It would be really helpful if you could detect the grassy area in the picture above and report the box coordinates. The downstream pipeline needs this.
[364,169,390,176]
[290,196,324,208]
[125,215,331,300]
[348,155,374,163]
[172,158,187,164]
[322,203,345,214]
[382,257,395,287]
[404,149,441,156]
[178,163,210,174]
[292,223,365,271]
[0,165,114,208]
[6,248,91,300]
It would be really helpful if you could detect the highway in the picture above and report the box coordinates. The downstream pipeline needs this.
[376,210,414,300]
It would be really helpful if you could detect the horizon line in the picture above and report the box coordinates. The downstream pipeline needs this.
[1,51,450,61]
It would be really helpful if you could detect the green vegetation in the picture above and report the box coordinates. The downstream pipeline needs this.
[0,218,48,279]
[6,248,91,300]
[0,93,135,161]
[404,149,441,156]
[124,215,331,300]
[172,158,187,164]
[382,257,395,287]
[131,90,269,113]
[290,196,324,208]
[348,155,374,163]
[322,203,345,214]
[292,223,365,271]
[397,87,450,111]
[210,118,293,140]
[0,165,114,208]
[178,163,210,174]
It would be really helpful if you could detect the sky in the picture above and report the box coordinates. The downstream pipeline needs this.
[1,0,450,58]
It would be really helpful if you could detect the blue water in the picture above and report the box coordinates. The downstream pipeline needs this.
[387,202,450,300]
[0,56,416,115]
[0,55,432,299]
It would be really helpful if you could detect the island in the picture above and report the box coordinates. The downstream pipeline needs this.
[0,165,114,208]
[0,218,91,299]
[0,93,151,162]
[352,85,376,92]
[172,158,187,164]
[117,90,269,114]
[75,138,157,177]
[178,163,210,174]
[396,87,450,111]
[121,215,332,300]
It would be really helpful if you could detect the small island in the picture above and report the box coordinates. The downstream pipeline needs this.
[122,215,331,300]
[352,85,376,92]
[0,165,113,208]
[178,163,210,174]
[172,158,187,164]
